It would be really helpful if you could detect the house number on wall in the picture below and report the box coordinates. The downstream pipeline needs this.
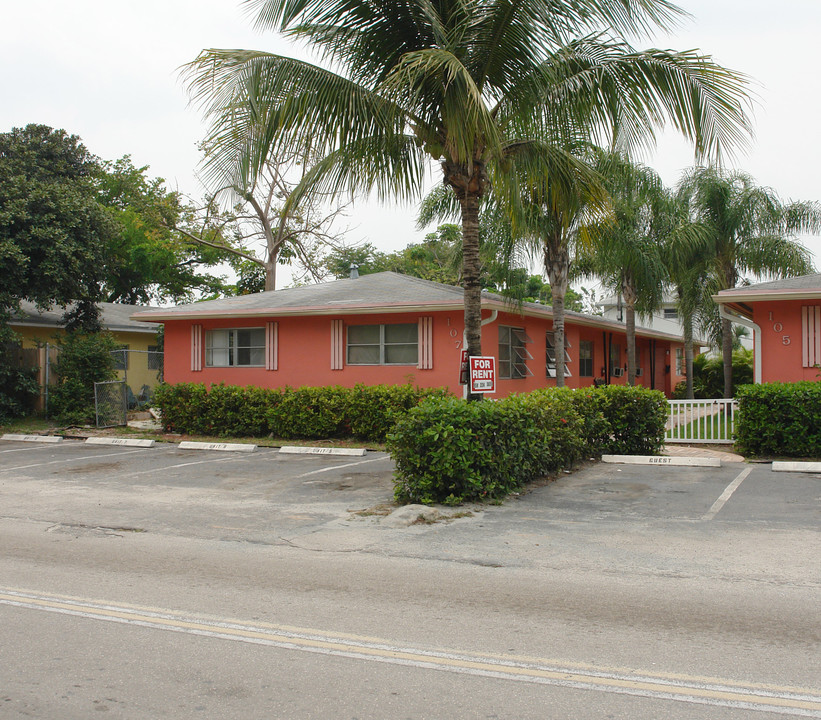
[768,312,790,345]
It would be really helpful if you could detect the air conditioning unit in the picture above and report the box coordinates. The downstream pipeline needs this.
[611,367,624,377]
[635,367,644,376]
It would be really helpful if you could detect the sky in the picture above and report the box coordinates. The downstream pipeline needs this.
[3,0,821,284]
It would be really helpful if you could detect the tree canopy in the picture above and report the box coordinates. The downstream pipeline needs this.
[0,124,114,329]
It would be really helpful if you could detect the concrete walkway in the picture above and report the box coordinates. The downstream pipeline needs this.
[663,444,745,463]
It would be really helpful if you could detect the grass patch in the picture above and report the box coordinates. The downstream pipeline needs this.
[667,410,734,442]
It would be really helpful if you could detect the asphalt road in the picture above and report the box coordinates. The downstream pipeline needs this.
[1,439,819,719]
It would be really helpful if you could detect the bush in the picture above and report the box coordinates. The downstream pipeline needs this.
[388,391,588,505]
[590,384,668,455]
[346,384,449,440]
[672,350,754,399]
[48,331,118,425]
[152,381,445,441]
[387,385,668,505]
[735,382,821,457]
[0,325,39,423]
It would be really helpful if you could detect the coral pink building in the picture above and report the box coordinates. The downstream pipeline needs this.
[132,272,688,397]
[715,273,821,384]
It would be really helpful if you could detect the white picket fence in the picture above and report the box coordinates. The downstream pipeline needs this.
[665,399,738,444]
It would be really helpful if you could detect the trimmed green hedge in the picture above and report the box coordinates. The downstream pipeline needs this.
[152,382,448,442]
[735,382,821,457]
[388,385,668,505]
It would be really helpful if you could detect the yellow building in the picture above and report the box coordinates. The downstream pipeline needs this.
[8,301,162,409]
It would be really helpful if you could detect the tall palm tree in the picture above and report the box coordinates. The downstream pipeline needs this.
[577,155,670,386]
[184,0,752,396]
[506,146,608,387]
[677,167,820,397]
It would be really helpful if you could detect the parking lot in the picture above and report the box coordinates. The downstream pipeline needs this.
[0,436,818,544]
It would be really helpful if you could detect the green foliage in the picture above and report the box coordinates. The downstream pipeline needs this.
[0,124,112,328]
[587,385,668,455]
[48,331,118,425]
[345,384,449,441]
[388,385,668,505]
[735,382,821,457]
[0,326,39,423]
[672,350,753,399]
[152,382,445,441]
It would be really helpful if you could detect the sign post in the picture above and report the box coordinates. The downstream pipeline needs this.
[469,356,496,394]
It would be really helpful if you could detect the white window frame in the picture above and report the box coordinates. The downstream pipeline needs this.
[675,347,685,375]
[346,323,418,366]
[205,327,266,367]
[546,331,572,378]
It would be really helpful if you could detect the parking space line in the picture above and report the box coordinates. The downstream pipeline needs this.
[0,445,52,455]
[295,456,388,479]
[702,467,752,521]
[127,456,238,477]
[0,448,148,472]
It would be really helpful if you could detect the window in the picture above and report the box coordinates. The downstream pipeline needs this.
[676,347,685,375]
[579,340,594,377]
[147,345,162,370]
[347,324,417,365]
[205,328,265,367]
[609,343,621,372]
[663,308,679,320]
[112,345,129,370]
[499,326,533,379]
[546,331,572,378]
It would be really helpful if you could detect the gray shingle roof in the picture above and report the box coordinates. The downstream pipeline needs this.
[10,301,159,333]
[717,273,821,295]
[131,271,687,342]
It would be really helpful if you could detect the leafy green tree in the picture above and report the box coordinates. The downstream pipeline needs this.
[678,167,820,397]
[95,156,230,304]
[0,124,114,329]
[185,0,752,399]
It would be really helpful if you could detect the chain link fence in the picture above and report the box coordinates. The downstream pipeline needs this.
[94,380,127,428]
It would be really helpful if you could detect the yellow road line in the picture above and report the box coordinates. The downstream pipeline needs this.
[2,588,820,716]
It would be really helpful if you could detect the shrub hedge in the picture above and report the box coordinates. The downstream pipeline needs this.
[735,382,821,457]
[388,385,668,505]
[152,382,448,441]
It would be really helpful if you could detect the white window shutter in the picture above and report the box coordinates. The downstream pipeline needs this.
[331,319,344,370]
[418,317,433,369]
[191,324,202,372]
[266,322,278,371]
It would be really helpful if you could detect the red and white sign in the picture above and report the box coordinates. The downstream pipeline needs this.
[469,356,496,394]
[459,349,469,385]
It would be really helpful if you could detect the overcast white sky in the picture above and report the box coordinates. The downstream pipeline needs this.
[3,0,821,283]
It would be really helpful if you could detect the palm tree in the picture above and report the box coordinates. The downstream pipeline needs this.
[577,155,670,385]
[506,147,608,387]
[677,167,820,397]
[184,0,752,397]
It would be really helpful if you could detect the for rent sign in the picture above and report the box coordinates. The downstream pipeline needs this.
[469,356,496,394]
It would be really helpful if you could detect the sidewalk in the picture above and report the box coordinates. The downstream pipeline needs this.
[663,444,745,463]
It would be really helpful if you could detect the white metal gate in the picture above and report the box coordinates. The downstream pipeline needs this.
[666,399,738,444]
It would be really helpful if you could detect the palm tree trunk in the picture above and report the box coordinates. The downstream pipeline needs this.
[545,243,569,387]
[721,316,733,398]
[623,281,637,386]
[459,193,483,401]
[683,313,695,399]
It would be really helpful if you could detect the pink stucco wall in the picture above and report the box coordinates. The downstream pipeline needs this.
[162,309,683,397]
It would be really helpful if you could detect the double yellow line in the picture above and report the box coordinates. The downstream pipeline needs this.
[2,588,820,716]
